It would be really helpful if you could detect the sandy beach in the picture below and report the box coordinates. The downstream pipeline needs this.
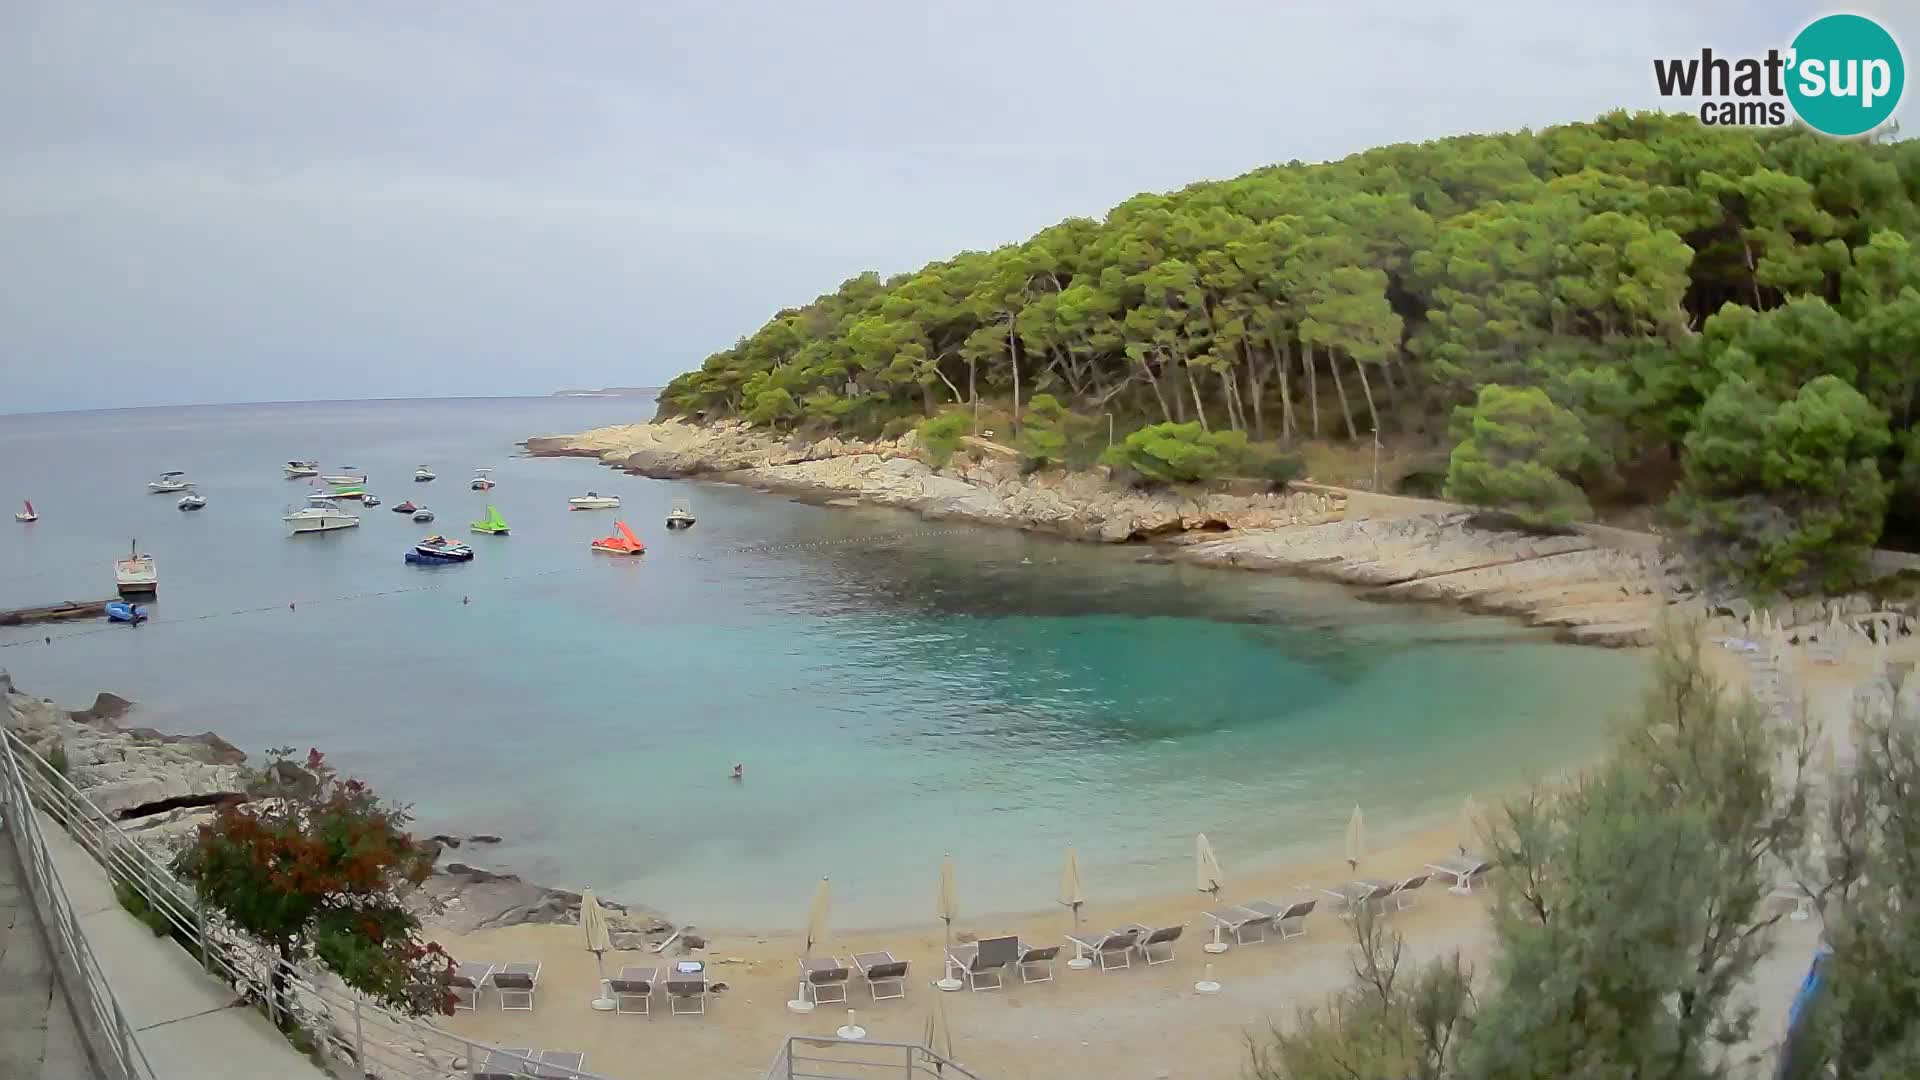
[426,626,1899,1080]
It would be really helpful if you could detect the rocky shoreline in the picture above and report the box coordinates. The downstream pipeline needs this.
[0,672,677,944]
[527,418,1676,646]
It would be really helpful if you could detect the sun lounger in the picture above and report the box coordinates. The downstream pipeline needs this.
[1204,905,1275,946]
[1425,854,1491,895]
[799,956,850,1005]
[851,951,910,1001]
[666,971,709,1016]
[534,1050,587,1079]
[1013,942,1060,983]
[1317,881,1389,916]
[491,962,540,1011]
[1355,872,1431,911]
[1065,927,1142,972]
[945,935,1019,991]
[475,1048,536,1080]
[1123,923,1183,965]
[609,965,657,1016]
[451,961,493,1011]
[1241,898,1317,940]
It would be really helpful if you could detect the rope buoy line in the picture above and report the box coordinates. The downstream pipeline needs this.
[0,527,984,650]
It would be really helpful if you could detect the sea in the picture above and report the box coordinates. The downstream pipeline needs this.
[0,397,1647,928]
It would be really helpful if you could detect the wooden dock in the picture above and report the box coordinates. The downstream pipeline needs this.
[0,599,114,626]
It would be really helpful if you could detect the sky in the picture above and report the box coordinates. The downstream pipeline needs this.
[1,1,1911,413]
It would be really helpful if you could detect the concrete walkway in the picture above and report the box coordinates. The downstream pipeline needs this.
[34,815,328,1080]
[0,821,95,1079]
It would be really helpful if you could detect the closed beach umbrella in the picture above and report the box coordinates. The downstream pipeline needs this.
[1194,833,1224,900]
[1457,796,1480,857]
[1058,847,1086,931]
[580,888,614,1009]
[1344,806,1367,873]
[936,854,962,991]
[804,876,832,960]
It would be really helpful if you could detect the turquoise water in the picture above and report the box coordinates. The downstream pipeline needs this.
[0,399,1646,927]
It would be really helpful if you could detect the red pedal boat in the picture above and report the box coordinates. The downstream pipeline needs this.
[590,520,646,555]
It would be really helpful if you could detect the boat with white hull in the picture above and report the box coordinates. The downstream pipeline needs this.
[568,492,620,510]
[284,496,361,535]
[148,471,193,493]
[115,540,158,595]
[320,471,367,485]
[284,460,319,478]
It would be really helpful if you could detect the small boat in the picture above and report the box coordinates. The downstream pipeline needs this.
[470,469,496,491]
[469,504,510,535]
[148,471,193,493]
[414,466,436,483]
[14,499,35,523]
[665,498,696,530]
[326,485,367,500]
[115,539,158,595]
[284,460,319,478]
[177,494,207,511]
[392,500,418,514]
[105,600,149,624]
[590,520,646,555]
[321,468,367,485]
[362,494,382,508]
[404,535,475,565]
[569,491,620,510]
[284,496,361,535]
[412,508,435,523]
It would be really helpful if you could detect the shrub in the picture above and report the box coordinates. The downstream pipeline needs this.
[1100,422,1248,485]
[1243,446,1306,487]
[745,388,798,427]
[916,412,972,469]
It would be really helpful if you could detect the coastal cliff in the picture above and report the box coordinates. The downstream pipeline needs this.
[527,420,1678,646]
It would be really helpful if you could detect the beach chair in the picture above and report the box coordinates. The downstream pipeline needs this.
[1124,923,1183,966]
[535,1050,588,1079]
[1013,942,1060,984]
[666,971,710,1016]
[851,951,910,1001]
[1425,854,1491,895]
[1204,905,1275,947]
[474,1048,535,1080]
[1065,927,1142,972]
[945,935,1019,991]
[491,962,540,1011]
[1317,881,1389,917]
[799,956,850,1005]
[609,965,657,1016]
[450,961,493,1011]
[1241,898,1317,941]
[1355,872,1431,912]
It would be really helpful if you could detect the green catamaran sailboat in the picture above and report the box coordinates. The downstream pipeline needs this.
[469,504,510,535]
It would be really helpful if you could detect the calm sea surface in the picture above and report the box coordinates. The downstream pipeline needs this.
[0,398,1646,927]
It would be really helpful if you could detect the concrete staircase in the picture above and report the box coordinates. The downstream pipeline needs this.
[0,822,94,1079]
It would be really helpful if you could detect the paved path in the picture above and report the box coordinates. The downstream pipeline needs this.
[0,820,94,1080]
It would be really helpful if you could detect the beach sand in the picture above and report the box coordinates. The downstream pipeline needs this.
[430,628,1898,1080]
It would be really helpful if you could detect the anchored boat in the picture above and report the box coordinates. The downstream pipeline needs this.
[590,521,646,555]
[569,491,620,510]
[665,497,696,530]
[177,494,207,511]
[325,485,367,501]
[284,495,361,535]
[284,460,319,478]
[405,535,474,565]
[393,500,418,514]
[320,467,366,485]
[470,469,496,491]
[148,471,193,493]
[14,500,35,523]
[105,600,149,624]
[469,505,510,535]
[114,540,158,595]
[412,508,435,523]
[414,466,436,482]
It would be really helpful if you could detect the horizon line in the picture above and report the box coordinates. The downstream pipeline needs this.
[0,390,665,420]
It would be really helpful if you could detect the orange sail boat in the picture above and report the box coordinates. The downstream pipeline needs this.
[590,520,646,555]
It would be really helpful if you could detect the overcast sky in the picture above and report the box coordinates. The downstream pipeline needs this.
[1,1,1910,413]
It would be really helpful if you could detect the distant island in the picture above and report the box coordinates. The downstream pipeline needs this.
[551,386,661,398]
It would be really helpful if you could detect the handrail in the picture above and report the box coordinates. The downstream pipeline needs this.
[0,727,154,1079]
[2,727,618,1080]
[765,1036,986,1080]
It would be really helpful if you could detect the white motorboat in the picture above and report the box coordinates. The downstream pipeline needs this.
[320,467,367,485]
[414,466,436,482]
[284,496,361,535]
[470,468,496,491]
[412,508,435,523]
[177,494,207,511]
[115,539,158,595]
[14,499,35,523]
[147,471,193,493]
[665,497,696,529]
[362,494,382,508]
[568,492,620,510]
[284,460,319,478]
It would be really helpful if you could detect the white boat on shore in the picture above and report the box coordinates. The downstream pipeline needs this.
[115,540,157,595]
[569,492,620,510]
[284,460,319,478]
[284,496,361,535]
[147,471,193,493]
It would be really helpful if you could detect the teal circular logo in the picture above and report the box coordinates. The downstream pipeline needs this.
[1787,14,1905,137]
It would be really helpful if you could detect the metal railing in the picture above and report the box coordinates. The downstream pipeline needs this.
[2,727,617,1080]
[0,728,154,1079]
[765,1036,984,1080]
